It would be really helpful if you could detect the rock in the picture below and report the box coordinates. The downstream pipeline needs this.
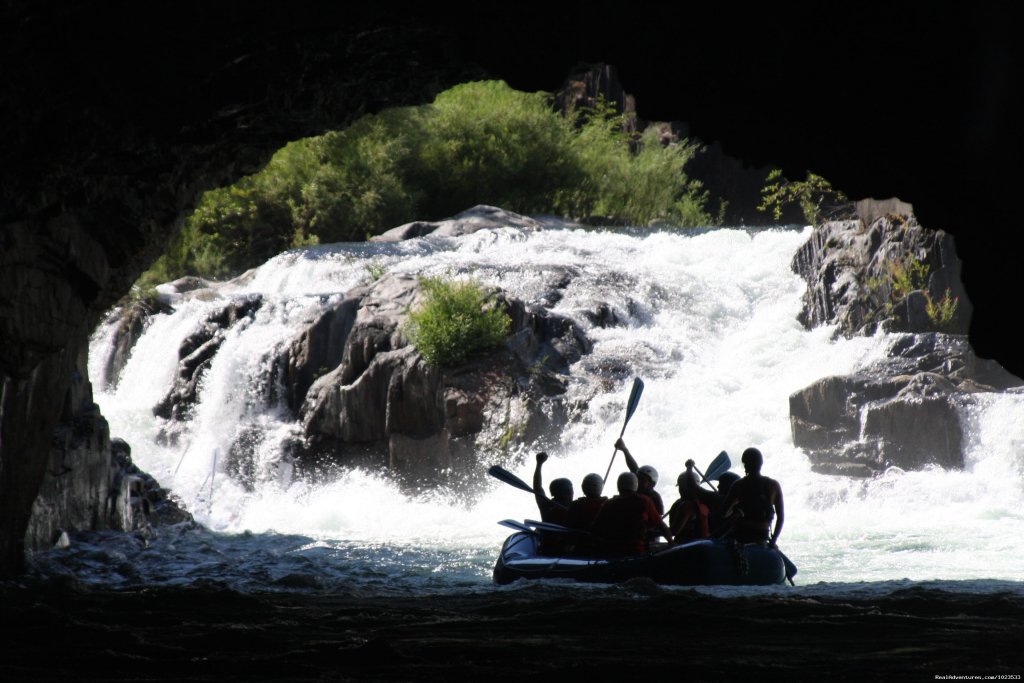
[24,351,190,552]
[289,271,590,484]
[790,333,1022,476]
[370,205,543,242]
[95,301,155,390]
[389,430,452,482]
[284,296,360,412]
[553,62,637,129]
[786,205,1017,477]
[791,205,971,336]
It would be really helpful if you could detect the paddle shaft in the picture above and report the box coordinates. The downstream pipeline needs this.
[603,422,630,483]
[603,378,644,484]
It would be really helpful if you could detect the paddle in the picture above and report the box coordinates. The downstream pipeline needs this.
[664,452,731,521]
[487,465,536,494]
[693,451,731,491]
[497,518,587,536]
[603,377,645,483]
[776,547,798,585]
[487,465,569,510]
[524,518,591,535]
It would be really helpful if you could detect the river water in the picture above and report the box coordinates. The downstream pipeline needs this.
[35,222,1023,600]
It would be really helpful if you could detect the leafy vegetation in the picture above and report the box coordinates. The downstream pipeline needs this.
[758,169,850,225]
[925,288,960,329]
[403,276,512,366]
[143,80,711,283]
[868,253,960,328]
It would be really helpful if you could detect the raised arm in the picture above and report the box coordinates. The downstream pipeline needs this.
[615,437,639,474]
[533,452,550,508]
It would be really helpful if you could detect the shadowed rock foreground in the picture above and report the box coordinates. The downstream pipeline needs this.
[2,582,1021,681]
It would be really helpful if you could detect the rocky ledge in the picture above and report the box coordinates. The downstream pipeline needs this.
[25,347,191,553]
[789,199,1022,476]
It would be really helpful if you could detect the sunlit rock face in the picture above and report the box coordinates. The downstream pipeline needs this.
[791,201,971,337]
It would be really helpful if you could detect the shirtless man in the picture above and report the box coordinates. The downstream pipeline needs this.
[720,447,784,547]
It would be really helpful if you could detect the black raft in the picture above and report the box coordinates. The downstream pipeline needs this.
[492,529,793,586]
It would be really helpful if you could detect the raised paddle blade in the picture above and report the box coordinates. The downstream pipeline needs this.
[487,465,536,494]
[704,451,731,483]
[604,377,646,483]
[622,377,645,430]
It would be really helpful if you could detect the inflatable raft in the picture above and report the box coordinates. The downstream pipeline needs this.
[493,530,794,586]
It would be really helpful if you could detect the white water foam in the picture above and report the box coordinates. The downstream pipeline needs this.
[88,224,1024,585]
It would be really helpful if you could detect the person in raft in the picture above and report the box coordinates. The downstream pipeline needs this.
[667,461,710,544]
[720,447,785,547]
[592,472,674,556]
[532,452,573,555]
[613,437,664,514]
[564,472,607,556]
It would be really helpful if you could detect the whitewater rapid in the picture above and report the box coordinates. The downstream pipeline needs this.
[84,223,1024,590]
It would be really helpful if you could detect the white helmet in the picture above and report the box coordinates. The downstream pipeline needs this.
[637,465,659,485]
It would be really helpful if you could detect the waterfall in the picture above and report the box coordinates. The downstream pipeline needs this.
[87,222,1024,586]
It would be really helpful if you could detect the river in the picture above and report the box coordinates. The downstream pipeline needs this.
[30,221,1023,600]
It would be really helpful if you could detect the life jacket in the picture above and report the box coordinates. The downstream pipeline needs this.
[566,496,605,530]
[736,475,774,528]
[641,488,664,515]
[670,499,710,542]
[592,493,657,556]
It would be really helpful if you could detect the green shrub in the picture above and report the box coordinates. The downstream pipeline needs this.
[404,276,511,366]
[758,169,850,225]
[888,255,930,300]
[868,254,960,329]
[142,80,712,283]
[925,288,960,329]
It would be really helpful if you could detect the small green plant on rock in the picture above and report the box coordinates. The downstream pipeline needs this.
[404,276,511,366]
[888,255,930,300]
[925,288,960,329]
[868,253,930,314]
[868,254,959,328]
[365,259,388,281]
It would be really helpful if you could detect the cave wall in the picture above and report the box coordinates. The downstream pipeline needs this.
[1,2,1018,576]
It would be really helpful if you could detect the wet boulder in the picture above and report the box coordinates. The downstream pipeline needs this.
[291,271,591,485]
[370,205,543,242]
[791,333,1022,476]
